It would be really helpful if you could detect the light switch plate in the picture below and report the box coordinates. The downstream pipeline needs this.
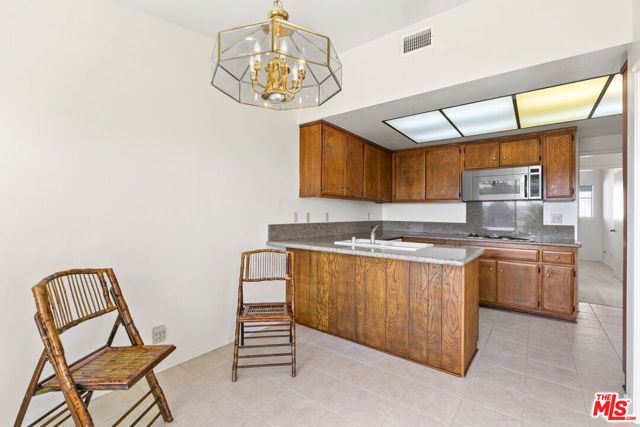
[152,325,167,344]
[550,214,563,224]
[325,212,329,222]
[306,212,310,223]
[293,212,298,223]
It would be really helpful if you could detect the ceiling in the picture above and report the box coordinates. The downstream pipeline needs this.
[325,46,627,150]
[114,0,471,52]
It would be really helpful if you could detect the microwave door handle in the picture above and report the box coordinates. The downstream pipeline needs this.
[524,174,528,199]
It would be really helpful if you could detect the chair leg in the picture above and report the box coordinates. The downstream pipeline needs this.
[145,371,174,422]
[232,320,241,382]
[291,320,296,378]
[241,322,245,346]
[14,351,47,427]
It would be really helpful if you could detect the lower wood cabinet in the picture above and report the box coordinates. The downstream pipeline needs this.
[478,259,497,303]
[496,261,540,310]
[541,265,575,316]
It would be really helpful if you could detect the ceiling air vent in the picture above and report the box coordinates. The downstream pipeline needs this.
[402,28,432,55]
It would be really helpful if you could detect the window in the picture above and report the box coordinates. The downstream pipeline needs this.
[579,185,593,218]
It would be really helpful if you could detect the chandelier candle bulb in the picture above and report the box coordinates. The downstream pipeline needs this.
[211,0,342,110]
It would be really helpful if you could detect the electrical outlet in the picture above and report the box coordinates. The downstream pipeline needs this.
[325,212,329,222]
[368,212,371,220]
[306,212,310,223]
[550,214,563,224]
[293,212,298,223]
[152,325,167,344]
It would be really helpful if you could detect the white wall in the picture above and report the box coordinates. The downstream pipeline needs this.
[580,134,623,155]
[578,169,603,261]
[0,0,381,423]
[298,0,632,123]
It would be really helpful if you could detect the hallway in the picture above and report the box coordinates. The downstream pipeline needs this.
[578,260,623,308]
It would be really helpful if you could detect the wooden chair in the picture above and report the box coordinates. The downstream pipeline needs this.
[232,249,295,382]
[14,268,176,427]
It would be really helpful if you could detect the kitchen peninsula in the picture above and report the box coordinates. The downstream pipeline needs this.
[268,233,484,377]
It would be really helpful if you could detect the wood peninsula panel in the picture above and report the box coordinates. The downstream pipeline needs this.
[427,264,444,368]
[355,257,386,350]
[294,250,311,325]
[441,265,462,374]
[385,260,410,357]
[290,249,478,376]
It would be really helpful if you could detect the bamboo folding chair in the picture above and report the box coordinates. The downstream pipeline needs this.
[232,249,295,382]
[14,268,176,427]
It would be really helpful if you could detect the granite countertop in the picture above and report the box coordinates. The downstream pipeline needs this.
[384,231,582,248]
[267,233,485,267]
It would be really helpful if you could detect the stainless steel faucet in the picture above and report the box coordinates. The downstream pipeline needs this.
[370,225,379,243]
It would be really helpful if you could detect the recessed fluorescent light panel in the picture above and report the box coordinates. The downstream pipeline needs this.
[442,96,518,136]
[384,111,460,143]
[516,76,609,128]
[592,74,623,118]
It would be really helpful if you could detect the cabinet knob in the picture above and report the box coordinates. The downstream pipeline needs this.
[551,185,556,190]
[492,157,497,161]
[499,269,504,273]
[556,255,560,259]
[546,273,551,278]
[489,268,493,271]
[503,156,507,160]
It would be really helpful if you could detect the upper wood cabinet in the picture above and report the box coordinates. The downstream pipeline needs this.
[300,122,391,202]
[344,136,364,198]
[394,150,425,201]
[364,145,392,202]
[425,146,461,200]
[463,142,499,169]
[543,131,575,200]
[321,126,347,196]
[499,138,540,166]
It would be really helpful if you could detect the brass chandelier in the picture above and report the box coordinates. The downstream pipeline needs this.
[211,0,342,110]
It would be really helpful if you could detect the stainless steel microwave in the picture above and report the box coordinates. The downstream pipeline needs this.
[462,165,542,201]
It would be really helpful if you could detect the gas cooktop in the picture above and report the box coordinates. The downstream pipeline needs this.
[466,233,534,242]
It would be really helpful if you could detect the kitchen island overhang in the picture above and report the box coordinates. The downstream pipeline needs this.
[268,239,484,376]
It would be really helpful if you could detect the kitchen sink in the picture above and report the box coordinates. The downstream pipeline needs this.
[334,239,433,252]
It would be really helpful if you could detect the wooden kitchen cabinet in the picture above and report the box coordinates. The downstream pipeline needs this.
[499,138,540,166]
[425,145,461,200]
[394,150,425,201]
[463,142,500,169]
[544,131,575,200]
[541,265,575,316]
[321,126,347,196]
[364,145,393,202]
[345,135,364,198]
[496,261,539,310]
[300,122,390,202]
[478,259,497,303]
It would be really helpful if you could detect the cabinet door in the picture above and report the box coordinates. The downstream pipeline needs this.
[394,151,425,201]
[364,145,381,200]
[379,150,393,202]
[544,132,575,200]
[425,146,461,200]
[321,126,346,196]
[345,135,364,198]
[496,261,539,310]
[500,138,540,166]
[478,259,497,303]
[541,265,574,315]
[463,142,499,170]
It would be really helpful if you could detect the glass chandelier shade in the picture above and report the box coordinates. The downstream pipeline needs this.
[211,1,342,110]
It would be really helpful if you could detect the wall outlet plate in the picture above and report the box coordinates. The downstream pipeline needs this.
[306,212,310,223]
[325,212,329,222]
[293,212,298,223]
[550,214,563,224]
[152,325,167,344]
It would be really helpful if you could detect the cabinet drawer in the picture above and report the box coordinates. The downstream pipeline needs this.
[481,247,539,262]
[542,250,573,265]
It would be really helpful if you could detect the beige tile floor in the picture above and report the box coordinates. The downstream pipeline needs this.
[73,303,624,426]
[578,261,623,308]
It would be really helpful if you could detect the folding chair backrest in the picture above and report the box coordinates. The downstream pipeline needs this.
[241,249,291,283]
[32,268,117,334]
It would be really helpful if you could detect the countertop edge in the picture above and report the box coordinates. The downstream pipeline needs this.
[267,241,485,266]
